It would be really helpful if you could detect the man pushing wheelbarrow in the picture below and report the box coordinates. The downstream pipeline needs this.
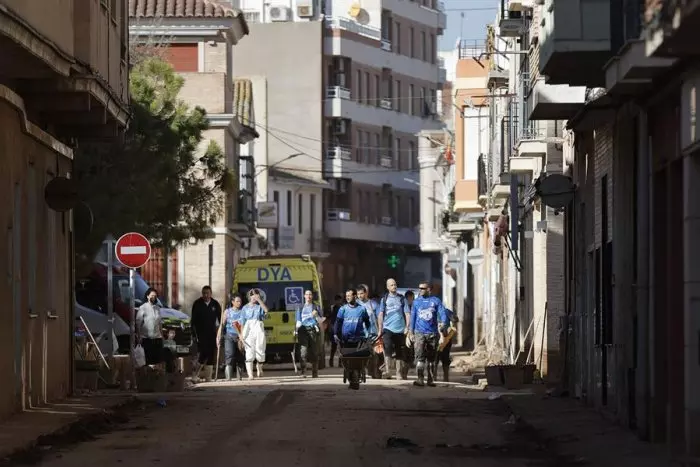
[333,288,376,390]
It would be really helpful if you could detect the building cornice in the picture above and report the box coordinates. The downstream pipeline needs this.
[129,17,248,44]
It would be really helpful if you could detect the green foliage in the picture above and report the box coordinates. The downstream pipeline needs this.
[74,57,234,266]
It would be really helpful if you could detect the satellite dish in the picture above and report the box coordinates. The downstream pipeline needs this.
[348,3,362,17]
[44,176,78,212]
[536,173,575,209]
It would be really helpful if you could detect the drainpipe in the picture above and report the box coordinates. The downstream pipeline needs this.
[636,110,650,439]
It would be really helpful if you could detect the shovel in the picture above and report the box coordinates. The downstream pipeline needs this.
[291,334,299,375]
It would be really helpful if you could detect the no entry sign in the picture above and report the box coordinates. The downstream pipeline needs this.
[115,232,152,269]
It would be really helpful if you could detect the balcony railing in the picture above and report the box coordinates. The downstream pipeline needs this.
[326,86,351,100]
[327,146,353,160]
[243,10,261,23]
[380,156,393,168]
[327,208,352,221]
[324,17,382,41]
[458,40,486,59]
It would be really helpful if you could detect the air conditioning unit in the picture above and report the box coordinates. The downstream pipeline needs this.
[297,5,313,17]
[268,5,291,21]
[332,120,347,135]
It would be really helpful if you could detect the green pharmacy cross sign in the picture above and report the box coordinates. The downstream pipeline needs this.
[388,254,400,269]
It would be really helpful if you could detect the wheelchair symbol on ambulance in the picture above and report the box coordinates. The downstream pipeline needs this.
[284,287,303,307]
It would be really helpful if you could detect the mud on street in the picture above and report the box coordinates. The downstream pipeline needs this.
[1,369,582,467]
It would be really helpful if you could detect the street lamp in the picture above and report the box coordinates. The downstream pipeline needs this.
[255,152,303,177]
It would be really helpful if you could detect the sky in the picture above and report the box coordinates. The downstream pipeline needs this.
[438,0,499,51]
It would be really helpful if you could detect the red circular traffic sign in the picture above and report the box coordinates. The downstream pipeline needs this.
[115,232,152,269]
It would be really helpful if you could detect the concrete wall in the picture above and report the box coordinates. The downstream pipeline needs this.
[231,21,324,183]
[0,87,73,419]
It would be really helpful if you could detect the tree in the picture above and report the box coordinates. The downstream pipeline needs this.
[74,57,234,274]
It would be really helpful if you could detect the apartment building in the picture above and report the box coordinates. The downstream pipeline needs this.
[224,0,445,296]
[129,0,254,309]
[0,0,130,419]
[520,0,699,456]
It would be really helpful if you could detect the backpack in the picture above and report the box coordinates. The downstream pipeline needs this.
[380,293,406,317]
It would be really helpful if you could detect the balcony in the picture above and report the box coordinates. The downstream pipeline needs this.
[645,0,700,57]
[243,10,261,23]
[487,68,509,89]
[327,85,351,100]
[499,1,528,38]
[528,78,586,120]
[324,18,439,83]
[380,0,445,32]
[324,17,381,41]
[324,93,442,134]
[539,0,613,87]
[324,152,417,190]
[325,209,419,245]
[605,40,676,96]
[327,145,353,161]
[516,126,547,157]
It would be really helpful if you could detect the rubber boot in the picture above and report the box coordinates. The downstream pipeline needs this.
[256,362,263,378]
[202,365,213,382]
[414,366,425,387]
[398,360,409,380]
[383,357,394,379]
[225,365,233,381]
[245,362,254,380]
[237,366,243,381]
[191,362,202,383]
[427,363,436,387]
[311,362,319,378]
[443,364,450,382]
[300,360,307,378]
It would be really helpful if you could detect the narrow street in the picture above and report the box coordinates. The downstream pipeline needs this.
[14,367,575,467]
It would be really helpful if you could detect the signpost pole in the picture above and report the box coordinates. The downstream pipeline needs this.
[106,236,115,358]
[129,267,137,390]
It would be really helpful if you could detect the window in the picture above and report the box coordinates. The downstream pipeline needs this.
[356,190,363,216]
[273,190,280,247]
[374,133,381,164]
[408,141,415,170]
[356,69,362,102]
[432,181,439,229]
[408,198,415,227]
[309,194,316,233]
[362,131,371,164]
[375,193,381,222]
[298,193,303,234]
[409,27,414,57]
[364,72,370,104]
[394,22,401,54]
[408,84,414,115]
[355,128,362,162]
[374,75,380,106]
[421,31,427,61]
[395,195,401,223]
[420,87,426,117]
[394,137,401,168]
[430,34,436,64]
[394,79,401,112]
[286,190,292,226]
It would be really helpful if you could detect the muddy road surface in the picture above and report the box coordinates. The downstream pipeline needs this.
[11,368,575,467]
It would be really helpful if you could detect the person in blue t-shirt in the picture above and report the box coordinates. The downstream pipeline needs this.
[295,290,322,378]
[334,288,372,345]
[216,294,245,381]
[357,284,382,378]
[409,281,450,387]
[376,278,411,380]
